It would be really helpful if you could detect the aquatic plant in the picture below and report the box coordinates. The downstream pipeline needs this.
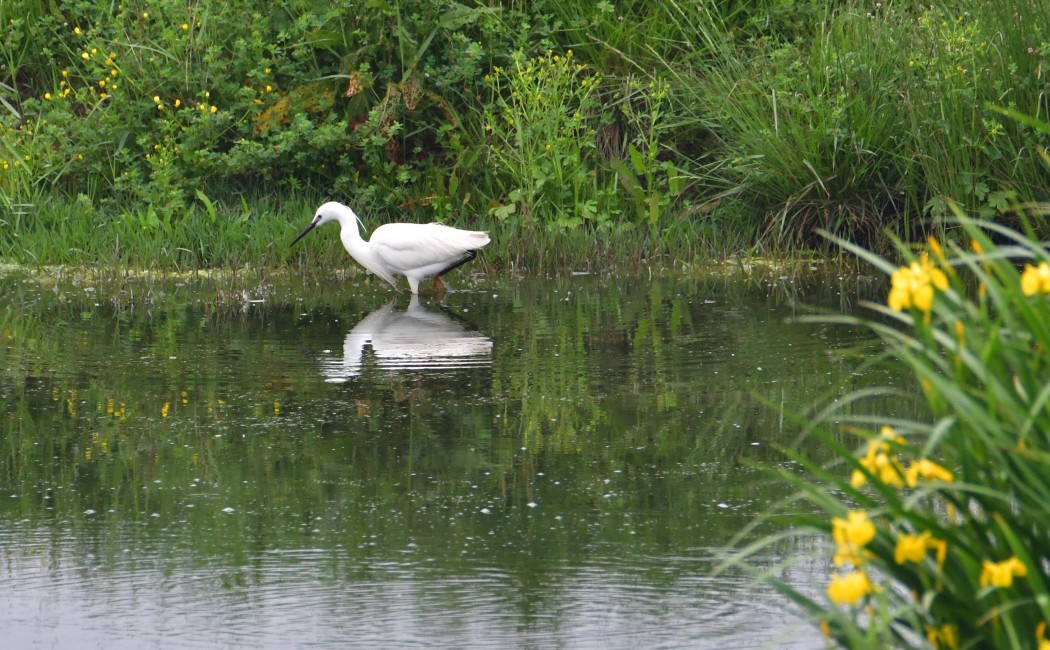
[741,213,1050,647]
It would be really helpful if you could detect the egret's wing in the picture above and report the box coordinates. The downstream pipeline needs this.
[369,223,489,275]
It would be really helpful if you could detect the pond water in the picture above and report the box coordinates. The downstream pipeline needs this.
[0,269,903,648]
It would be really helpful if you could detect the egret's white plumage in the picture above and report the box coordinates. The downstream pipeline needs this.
[320,296,493,382]
[292,202,490,293]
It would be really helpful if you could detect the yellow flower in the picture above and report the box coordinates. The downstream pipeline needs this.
[82,52,90,60]
[1021,262,1050,296]
[111,69,119,77]
[833,543,871,567]
[74,26,82,35]
[265,84,272,93]
[174,98,181,108]
[161,402,169,418]
[44,92,52,100]
[182,23,189,30]
[142,11,149,19]
[1037,622,1050,650]
[927,624,959,650]
[851,427,906,489]
[894,531,932,564]
[980,556,1027,588]
[888,254,949,313]
[210,105,217,113]
[928,536,948,565]
[153,95,161,104]
[832,511,876,548]
[928,235,945,265]
[906,458,954,487]
[827,571,872,606]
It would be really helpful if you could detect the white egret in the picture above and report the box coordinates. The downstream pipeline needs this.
[291,201,490,293]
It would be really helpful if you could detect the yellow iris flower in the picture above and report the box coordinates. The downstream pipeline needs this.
[980,556,1027,588]
[888,253,949,313]
[1021,262,1050,296]
[827,571,873,606]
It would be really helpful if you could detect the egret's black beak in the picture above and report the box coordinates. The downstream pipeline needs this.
[291,221,318,247]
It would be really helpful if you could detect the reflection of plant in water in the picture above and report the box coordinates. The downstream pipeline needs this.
[0,273,914,575]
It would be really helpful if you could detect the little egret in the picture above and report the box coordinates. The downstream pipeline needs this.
[291,201,490,293]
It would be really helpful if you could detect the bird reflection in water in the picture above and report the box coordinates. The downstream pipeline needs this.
[320,296,493,383]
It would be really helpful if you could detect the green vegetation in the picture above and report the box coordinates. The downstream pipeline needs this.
[739,217,1050,647]
[2,0,1050,271]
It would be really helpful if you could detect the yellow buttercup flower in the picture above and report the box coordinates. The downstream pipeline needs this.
[827,571,872,606]
[980,556,1027,588]
[906,458,954,487]
[1021,262,1050,296]
[888,254,949,313]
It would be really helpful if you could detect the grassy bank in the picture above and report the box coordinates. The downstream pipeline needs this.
[2,1,1050,270]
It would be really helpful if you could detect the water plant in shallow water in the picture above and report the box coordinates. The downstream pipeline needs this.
[737,215,1050,648]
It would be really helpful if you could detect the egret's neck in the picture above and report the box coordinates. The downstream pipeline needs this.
[334,206,369,259]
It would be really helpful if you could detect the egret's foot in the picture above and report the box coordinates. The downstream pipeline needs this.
[433,275,448,294]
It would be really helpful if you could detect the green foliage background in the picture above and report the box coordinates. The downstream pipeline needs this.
[2,0,1050,268]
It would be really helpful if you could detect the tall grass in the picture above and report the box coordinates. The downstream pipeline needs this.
[685,1,1050,249]
[737,213,1050,647]
[700,7,907,247]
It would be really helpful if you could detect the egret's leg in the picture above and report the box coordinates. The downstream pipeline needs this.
[408,276,420,294]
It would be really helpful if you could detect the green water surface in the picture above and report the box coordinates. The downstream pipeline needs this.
[0,270,901,648]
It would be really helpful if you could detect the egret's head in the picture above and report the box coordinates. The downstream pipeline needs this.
[291,202,347,247]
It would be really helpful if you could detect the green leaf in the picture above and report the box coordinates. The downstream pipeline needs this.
[667,166,684,197]
[629,144,646,176]
[490,203,516,220]
[439,3,500,30]
[195,189,217,223]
